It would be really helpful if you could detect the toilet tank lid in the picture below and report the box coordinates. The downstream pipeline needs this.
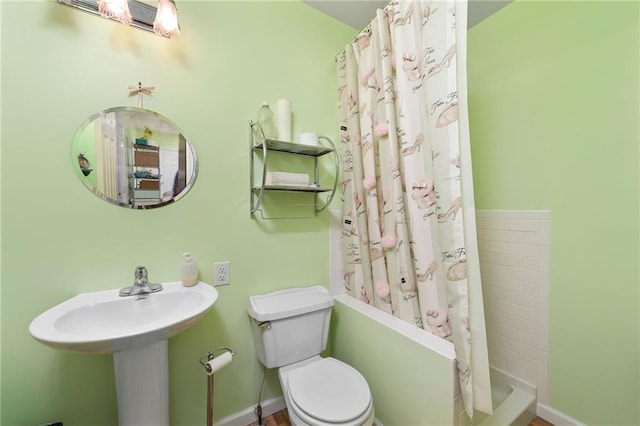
[247,285,335,322]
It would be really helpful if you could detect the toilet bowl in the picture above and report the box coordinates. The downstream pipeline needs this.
[280,356,374,426]
[247,286,375,426]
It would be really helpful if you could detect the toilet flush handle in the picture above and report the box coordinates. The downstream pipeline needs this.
[258,321,271,330]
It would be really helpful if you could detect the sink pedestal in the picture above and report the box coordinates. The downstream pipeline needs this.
[113,339,169,426]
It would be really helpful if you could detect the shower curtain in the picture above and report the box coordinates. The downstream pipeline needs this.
[336,0,491,416]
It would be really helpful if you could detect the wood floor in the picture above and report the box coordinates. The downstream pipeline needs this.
[529,417,555,426]
[251,409,554,426]
[249,409,289,426]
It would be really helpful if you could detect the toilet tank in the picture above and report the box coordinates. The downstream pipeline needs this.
[247,285,335,368]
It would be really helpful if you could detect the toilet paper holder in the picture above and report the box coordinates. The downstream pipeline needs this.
[200,347,236,426]
[199,347,236,375]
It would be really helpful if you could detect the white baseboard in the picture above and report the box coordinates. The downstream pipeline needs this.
[537,403,586,426]
[215,396,286,426]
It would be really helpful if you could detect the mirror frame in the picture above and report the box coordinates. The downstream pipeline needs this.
[72,106,198,209]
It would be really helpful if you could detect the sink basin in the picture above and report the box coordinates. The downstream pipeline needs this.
[29,281,218,353]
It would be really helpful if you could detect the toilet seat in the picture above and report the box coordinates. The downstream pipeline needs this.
[286,357,372,425]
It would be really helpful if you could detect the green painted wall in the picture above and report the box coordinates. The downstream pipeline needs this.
[468,1,639,424]
[0,1,355,425]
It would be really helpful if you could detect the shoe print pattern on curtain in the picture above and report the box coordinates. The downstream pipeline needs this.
[336,0,486,417]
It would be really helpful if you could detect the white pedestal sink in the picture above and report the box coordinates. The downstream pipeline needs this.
[29,281,218,426]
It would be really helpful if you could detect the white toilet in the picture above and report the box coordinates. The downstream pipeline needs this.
[248,285,375,426]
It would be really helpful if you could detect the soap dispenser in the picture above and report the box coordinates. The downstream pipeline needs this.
[180,252,198,287]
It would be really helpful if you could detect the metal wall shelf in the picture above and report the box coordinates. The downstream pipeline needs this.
[130,143,161,207]
[249,121,338,219]
[252,185,334,193]
[253,139,334,157]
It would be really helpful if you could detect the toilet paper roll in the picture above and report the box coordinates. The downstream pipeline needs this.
[205,351,232,376]
[299,132,319,146]
[276,99,292,142]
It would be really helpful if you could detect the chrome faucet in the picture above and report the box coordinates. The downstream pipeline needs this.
[119,266,163,297]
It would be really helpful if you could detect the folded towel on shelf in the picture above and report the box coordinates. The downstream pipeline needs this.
[266,171,310,186]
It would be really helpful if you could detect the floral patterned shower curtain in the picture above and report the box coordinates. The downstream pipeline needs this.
[336,0,491,416]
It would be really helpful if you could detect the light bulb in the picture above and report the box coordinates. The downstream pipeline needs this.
[154,0,180,38]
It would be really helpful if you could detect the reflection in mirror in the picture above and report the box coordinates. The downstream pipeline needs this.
[72,107,198,209]
[77,153,92,176]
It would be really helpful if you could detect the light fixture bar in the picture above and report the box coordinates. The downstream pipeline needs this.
[56,0,169,37]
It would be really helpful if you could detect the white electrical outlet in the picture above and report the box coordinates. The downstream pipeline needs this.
[213,261,230,286]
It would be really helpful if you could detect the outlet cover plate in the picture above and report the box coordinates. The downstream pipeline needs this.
[213,261,230,286]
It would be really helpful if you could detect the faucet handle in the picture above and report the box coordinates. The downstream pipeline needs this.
[135,266,148,285]
[119,266,162,297]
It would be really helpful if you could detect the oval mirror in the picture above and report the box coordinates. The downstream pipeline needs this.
[72,106,198,209]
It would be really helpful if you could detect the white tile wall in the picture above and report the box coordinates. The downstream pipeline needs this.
[476,210,550,405]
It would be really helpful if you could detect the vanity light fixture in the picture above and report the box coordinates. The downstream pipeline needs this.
[57,0,180,38]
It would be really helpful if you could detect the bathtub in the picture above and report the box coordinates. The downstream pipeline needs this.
[330,294,537,426]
